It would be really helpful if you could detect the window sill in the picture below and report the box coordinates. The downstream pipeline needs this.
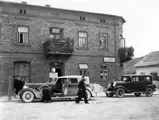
[76,47,89,50]
[98,48,109,51]
[13,42,31,47]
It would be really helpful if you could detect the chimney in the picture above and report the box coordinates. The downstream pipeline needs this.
[21,1,27,4]
[45,4,51,8]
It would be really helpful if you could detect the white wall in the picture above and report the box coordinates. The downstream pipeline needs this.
[136,66,159,75]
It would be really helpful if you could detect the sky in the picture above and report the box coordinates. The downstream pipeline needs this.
[1,0,159,58]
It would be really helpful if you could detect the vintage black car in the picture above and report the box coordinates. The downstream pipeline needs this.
[105,75,156,97]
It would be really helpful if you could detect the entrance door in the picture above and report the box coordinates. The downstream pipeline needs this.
[49,62,64,78]
[14,61,30,82]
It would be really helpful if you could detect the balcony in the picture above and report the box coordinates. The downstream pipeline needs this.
[118,46,134,64]
[43,38,74,61]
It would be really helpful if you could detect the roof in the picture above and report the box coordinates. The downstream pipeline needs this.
[135,51,159,67]
[124,57,144,74]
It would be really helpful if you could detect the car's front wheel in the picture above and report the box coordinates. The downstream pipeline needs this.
[115,88,125,98]
[145,87,153,97]
[134,93,141,97]
[106,92,114,97]
[21,91,34,103]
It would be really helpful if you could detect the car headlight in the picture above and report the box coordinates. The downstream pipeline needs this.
[113,82,116,87]
[108,83,111,87]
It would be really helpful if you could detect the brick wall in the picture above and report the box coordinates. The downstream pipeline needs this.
[0,1,125,92]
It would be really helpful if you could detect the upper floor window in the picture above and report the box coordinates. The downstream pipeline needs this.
[17,26,29,44]
[19,9,27,14]
[78,31,88,48]
[49,27,63,40]
[99,33,108,49]
[120,34,125,48]
[80,16,85,20]
[100,19,106,23]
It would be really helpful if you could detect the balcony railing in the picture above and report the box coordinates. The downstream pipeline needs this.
[43,38,74,55]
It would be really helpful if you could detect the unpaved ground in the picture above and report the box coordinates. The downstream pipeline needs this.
[0,94,159,120]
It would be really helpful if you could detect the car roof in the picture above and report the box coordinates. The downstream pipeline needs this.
[54,75,89,79]
[123,74,152,77]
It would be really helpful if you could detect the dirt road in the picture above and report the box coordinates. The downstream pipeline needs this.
[0,94,159,120]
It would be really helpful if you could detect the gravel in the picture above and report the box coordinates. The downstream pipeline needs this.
[0,94,159,120]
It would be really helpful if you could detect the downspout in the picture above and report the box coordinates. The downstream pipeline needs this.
[114,18,118,80]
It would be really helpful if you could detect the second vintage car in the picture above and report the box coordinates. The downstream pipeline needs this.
[19,75,96,103]
[105,75,156,97]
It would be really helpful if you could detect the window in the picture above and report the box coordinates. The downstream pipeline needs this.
[99,33,108,49]
[14,61,31,82]
[100,19,105,23]
[100,65,108,80]
[50,27,63,40]
[80,16,85,20]
[17,26,29,44]
[120,34,125,48]
[79,64,88,76]
[70,78,78,83]
[78,31,88,48]
[19,9,27,14]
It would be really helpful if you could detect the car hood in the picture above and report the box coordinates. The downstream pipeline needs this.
[114,81,127,85]
[25,82,55,87]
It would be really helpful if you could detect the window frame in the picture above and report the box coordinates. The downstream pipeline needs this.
[100,64,109,80]
[49,27,63,40]
[14,61,31,82]
[17,26,29,45]
[99,33,108,50]
[78,31,88,48]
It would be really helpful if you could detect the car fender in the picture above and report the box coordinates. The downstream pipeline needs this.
[37,85,51,91]
[86,87,96,97]
[19,88,42,99]
[146,84,156,91]
[114,85,128,92]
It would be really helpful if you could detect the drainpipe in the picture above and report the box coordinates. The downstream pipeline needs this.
[114,18,118,81]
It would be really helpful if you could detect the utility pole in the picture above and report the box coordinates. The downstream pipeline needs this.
[8,76,12,100]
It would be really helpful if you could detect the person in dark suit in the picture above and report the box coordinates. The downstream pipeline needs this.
[14,76,24,98]
[41,88,51,103]
[75,75,89,104]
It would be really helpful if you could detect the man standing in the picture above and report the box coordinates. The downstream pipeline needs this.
[14,76,24,98]
[75,75,89,104]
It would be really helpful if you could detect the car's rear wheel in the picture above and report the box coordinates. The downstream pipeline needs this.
[116,88,125,98]
[134,93,141,97]
[21,91,34,103]
[145,87,153,97]
[86,89,91,100]
[106,92,114,97]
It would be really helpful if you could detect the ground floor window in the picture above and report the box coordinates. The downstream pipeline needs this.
[100,64,108,80]
[14,61,31,82]
[79,64,88,76]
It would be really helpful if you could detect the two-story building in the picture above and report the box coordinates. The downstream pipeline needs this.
[0,1,125,93]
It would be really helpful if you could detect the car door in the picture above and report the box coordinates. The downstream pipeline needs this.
[138,76,147,91]
[67,78,79,96]
[127,77,139,92]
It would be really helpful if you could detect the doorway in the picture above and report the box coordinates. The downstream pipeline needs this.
[49,62,64,79]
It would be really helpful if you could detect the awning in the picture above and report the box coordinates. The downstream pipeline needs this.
[79,64,88,69]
